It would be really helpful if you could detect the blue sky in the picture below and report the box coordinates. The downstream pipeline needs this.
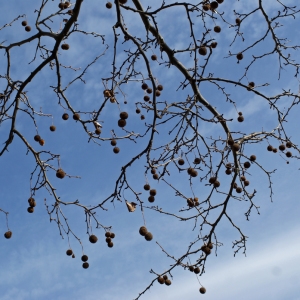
[0,0,300,299]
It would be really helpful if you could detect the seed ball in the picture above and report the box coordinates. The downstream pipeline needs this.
[105,232,111,238]
[198,46,207,56]
[187,198,194,207]
[113,147,120,154]
[136,108,141,114]
[273,148,278,153]
[148,196,155,203]
[279,144,286,151]
[267,145,273,151]
[248,81,255,88]
[233,182,238,188]
[89,234,98,244]
[237,116,244,122]
[189,266,194,272]
[190,169,198,177]
[236,18,241,25]
[149,189,157,196]
[82,262,89,269]
[211,42,218,48]
[106,2,112,8]
[249,155,256,161]
[226,163,232,169]
[244,161,250,168]
[163,275,168,280]
[227,139,234,146]
[210,1,218,9]
[72,113,80,121]
[203,4,210,11]
[95,128,101,135]
[62,113,69,120]
[120,112,128,120]
[66,249,73,256]
[34,135,41,142]
[146,88,152,94]
[157,84,163,91]
[178,159,185,165]
[199,287,206,294]
[241,176,246,181]
[61,43,70,50]
[39,139,45,146]
[140,115,145,120]
[286,151,292,158]
[225,169,232,175]
[144,95,150,101]
[141,83,148,90]
[25,26,31,32]
[27,207,34,213]
[216,0,224,3]
[110,139,117,146]
[286,141,292,148]
[81,255,88,262]
[110,232,116,239]
[107,241,114,247]
[153,174,159,180]
[165,279,172,286]
[56,168,66,179]
[151,168,156,174]
[203,247,211,255]
[208,242,213,249]
[155,90,161,97]
[58,3,64,9]
[236,52,243,60]
[194,267,200,274]
[232,143,240,151]
[151,54,157,61]
[64,1,70,8]
[209,177,217,184]
[145,232,153,241]
[244,180,250,186]
[106,237,111,243]
[194,158,201,164]
[139,226,148,236]
[158,277,165,284]
[236,187,242,193]
[213,180,220,188]
[22,20,27,26]
[28,198,36,207]
[4,231,12,239]
[118,119,126,127]
[214,26,221,33]
[50,125,56,132]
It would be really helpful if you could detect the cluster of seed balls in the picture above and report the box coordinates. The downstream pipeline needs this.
[178,157,201,178]
[27,197,36,213]
[199,0,248,63]
[157,274,172,286]
[65,234,113,269]
[66,249,90,269]
[21,20,31,32]
[267,141,292,158]
[139,226,153,241]
[105,231,115,248]
[143,184,157,203]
